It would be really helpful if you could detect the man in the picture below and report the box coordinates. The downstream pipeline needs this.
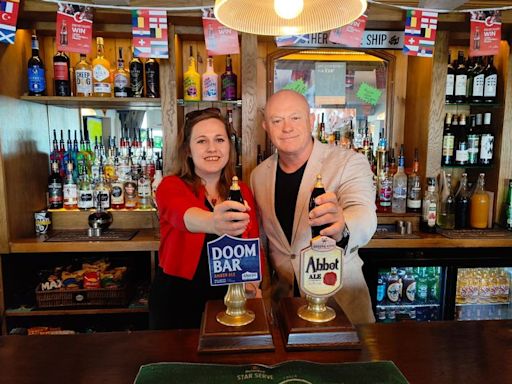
[250,89,377,324]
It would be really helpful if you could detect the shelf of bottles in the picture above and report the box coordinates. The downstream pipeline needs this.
[376,266,442,323]
[455,267,512,321]
[26,35,161,109]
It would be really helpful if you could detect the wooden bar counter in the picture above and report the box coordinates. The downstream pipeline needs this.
[0,320,510,384]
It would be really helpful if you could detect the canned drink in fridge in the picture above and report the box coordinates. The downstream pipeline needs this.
[34,210,51,235]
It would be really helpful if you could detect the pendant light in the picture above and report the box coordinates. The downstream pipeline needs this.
[214,0,367,36]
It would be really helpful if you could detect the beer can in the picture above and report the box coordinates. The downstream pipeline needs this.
[34,210,51,235]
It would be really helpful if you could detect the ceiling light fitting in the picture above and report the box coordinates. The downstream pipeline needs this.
[214,0,368,36]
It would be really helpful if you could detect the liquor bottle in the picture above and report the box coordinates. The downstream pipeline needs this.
[445,51,455,103]
[479,112,494,165]
[75,54,93,97]
[386,267,401,305]
[59,19,68,46]
[53,51,71,96]
[221,54,237,101]
[129,50,144,97]
[50,129,60,169]
[124,168,138,210]
[317,113,326,142]
[110,166,125,210]
[48,161,63,209]
[441,113,455,166]
[421,177,438,233]
[145,58,160,98]
[378,160,392,213]
[454,114,468,165]
[376,271,387,305]
[388,148,397,176]
[28,34,46,96]
[407,148,422,213]
[427,267,441,304]
[467,114,480,165]
[455,173,470,229]
[151,153,163,206]
[77,163,94,210]
[92,37,112,97]
[402,267,416,304]
[227,109,242,171]
[183,46,201,101]
[309,174,328,238]
[63,161,78,210]
[58,130,66,176]
[391,145,407,214]
[137,156,152,209]
[506,180,512,231]
[483,56,498,104]
[465,57,475,100]
[375,133,387,178]
[437,172,455,229]
[94,164,111,210]
[470,173,489,229]
[454,51,467,104]
[114,47,130,98]
[470,56,484,103]
[201,56,219,101]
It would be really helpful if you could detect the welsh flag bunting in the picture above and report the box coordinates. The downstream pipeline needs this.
[403,9,438,58]
[0,0,20,44]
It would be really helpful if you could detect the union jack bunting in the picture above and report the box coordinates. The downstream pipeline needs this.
[0,0,20,44]
[132,9,169,58]
[403,10,438,58]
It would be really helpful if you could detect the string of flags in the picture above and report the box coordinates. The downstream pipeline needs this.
[0,0,508,60]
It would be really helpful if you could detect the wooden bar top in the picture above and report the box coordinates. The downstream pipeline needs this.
[0,320,510,384]
[8,229,512,253]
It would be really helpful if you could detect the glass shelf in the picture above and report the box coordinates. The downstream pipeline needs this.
[21,95,161,110]
[445,102,501,108]
[441,164,493,168]
[177,99,242,107]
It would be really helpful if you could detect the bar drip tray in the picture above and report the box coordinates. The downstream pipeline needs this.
[437,228,512,239]
[45,229,139,242]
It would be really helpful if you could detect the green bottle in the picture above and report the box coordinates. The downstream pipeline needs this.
[416,267,429,304]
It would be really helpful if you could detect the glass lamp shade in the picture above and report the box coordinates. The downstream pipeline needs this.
[214,0,367,36]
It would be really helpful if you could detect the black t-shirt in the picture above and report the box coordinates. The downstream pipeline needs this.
[275,161,307,245]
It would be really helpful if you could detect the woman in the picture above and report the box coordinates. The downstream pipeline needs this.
[150,108,261,329]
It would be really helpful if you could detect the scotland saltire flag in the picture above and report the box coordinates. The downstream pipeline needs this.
[0,0,20,44]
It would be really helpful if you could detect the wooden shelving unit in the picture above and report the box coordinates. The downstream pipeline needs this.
[5,307,148,317]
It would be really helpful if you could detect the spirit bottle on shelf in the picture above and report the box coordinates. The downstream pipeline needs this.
[421,177,438,233]
[184,46,201,101]
[75,54,93,97]
[53,51,71,96]
[467,114,480,165]
[145,58,160,98]
[221,54,237,101]
[406,148,421,213]
[137,155,152,209]
[201,56,219,101]
[114,47,130,98]
[28,34,46,96]
[77,163,94,210]
[92,37,112,97]
[441,113,455,166]
[454,114,468,165]
[470,56,484,103]
[129,49,144,97]
[63,161,78,210]
[391,145,407,214]
[94,164,111,210]
[48,160,63,209]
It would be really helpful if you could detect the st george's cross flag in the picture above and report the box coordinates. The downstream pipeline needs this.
[403,9,438,58]
[132,9,169,58]
[0,0,20,44]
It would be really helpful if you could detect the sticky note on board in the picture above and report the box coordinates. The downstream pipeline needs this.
[356,82,382,106]
[86,116,103,143]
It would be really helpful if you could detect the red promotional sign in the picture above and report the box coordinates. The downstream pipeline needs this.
[56,3,93,54]
[328,14,367,47]
[203,16,239,56]
[469,11,501,57]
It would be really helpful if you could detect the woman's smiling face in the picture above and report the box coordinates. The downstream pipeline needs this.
[189,117,230,180]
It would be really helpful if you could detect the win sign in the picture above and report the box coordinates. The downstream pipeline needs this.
[207,234,261,286]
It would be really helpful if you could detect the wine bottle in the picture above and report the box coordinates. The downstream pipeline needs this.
[221,55,237,101]
[129,49,144,97]
[28,34,47,96]
[445,51,455,104]
[454,51,467,104]
[483,56,498,104]
[53,51,71,96]
[145,58,160,98]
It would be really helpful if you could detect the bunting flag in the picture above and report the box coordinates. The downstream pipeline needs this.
[132,9,169,58]
[403,10,438,58]
[0,0,20,44]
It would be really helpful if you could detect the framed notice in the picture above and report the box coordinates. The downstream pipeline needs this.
[314,62,346,105]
